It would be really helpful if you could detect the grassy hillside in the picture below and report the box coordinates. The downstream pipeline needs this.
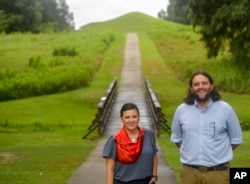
[0,12,249,183]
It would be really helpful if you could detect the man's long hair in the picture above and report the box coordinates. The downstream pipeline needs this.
[184,70,222,104]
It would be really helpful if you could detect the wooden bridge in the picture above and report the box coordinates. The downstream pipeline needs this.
[83,33,170,138]
[68,33,177,184]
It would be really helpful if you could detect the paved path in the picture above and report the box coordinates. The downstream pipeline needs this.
[68,33,177,184]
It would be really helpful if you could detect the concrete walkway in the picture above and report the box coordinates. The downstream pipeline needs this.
[68,33,177,184]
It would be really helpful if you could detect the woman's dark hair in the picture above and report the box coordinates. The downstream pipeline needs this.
[184,70,221,104]
[120,103,140,117]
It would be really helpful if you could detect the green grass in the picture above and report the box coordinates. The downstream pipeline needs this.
[0,18,126,183]
[0,30,117,101]
[0,12,250,184]
[0,132,97,184]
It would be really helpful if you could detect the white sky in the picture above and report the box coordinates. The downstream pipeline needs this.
[66,0,169,29]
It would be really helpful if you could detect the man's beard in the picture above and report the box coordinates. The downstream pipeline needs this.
[193,91,211,103]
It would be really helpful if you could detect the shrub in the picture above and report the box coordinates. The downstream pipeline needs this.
[53,46,78,57]
[28,56,45,69]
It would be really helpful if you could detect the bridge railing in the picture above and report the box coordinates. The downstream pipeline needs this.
[83,78,170,139]
[82,78,117,139]
[144,78,171,136]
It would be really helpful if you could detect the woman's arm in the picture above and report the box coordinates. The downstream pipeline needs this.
[106,157,115,184]
[152,153,158,175]
[150,153,158,184]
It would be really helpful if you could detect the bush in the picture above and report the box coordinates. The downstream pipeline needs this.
[28,56,45,69]
[53,47,78,57]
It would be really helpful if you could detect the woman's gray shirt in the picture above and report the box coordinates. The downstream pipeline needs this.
[102,129,158,182]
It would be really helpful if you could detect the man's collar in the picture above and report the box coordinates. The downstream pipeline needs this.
[194,98,212,110]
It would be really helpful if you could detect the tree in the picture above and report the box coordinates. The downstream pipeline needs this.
[40,0,74,31]
[166,0,190,24]
[0,0,42,33]
[189,0,250,68]
[56,0,74,30]
[0,0,74,33]
[0,10,8,32]
[158,9,167,20]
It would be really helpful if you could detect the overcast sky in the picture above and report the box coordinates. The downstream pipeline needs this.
[66,0,169,29]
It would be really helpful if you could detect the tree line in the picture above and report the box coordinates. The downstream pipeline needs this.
[0,0,74,33]
[159,0,250,69]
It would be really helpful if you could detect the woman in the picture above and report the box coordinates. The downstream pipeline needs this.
[102,103,158,184]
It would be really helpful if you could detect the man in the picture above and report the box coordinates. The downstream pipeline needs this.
[171,70,242,184]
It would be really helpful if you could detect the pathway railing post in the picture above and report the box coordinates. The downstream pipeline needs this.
[82,78,117,139]
[144,78,170,136]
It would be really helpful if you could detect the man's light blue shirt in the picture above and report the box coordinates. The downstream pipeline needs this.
[171,100,242,167]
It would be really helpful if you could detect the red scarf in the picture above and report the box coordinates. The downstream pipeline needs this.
[115,126,145,164]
